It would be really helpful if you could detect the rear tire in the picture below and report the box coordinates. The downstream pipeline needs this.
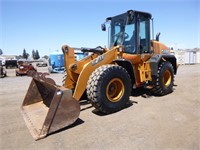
[151,61,174,96]
[86,65,131,114]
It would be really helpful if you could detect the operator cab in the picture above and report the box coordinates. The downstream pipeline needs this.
[102,10,152,54]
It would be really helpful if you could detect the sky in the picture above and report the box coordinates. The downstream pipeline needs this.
[0,0,199,56]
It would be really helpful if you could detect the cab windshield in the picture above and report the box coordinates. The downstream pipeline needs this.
[109,13,136,53]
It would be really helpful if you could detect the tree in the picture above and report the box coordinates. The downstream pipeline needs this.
[0,49,3,55]
[22,49,29,59]
[35,50,40,59]
[31,49,40,60]
[32,49,36,59]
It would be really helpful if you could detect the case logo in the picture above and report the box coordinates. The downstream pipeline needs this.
[92,55,104,66]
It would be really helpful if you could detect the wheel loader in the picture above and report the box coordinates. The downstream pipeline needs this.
[21,10,177,140]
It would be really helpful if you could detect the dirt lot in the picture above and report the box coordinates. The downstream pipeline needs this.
[0,64,199,150]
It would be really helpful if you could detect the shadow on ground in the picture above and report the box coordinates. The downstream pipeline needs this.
[48,118,84,138]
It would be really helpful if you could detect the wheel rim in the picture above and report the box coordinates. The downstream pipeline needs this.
[162,70,172,87]
[106,78,125,102]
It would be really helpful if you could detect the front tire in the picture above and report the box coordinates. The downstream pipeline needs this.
[151,61,174,96]
[86,65,131,114]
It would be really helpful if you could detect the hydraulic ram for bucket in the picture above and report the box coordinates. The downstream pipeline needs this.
[21,71,80,140]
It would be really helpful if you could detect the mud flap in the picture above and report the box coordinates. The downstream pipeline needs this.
[21,71,80,140]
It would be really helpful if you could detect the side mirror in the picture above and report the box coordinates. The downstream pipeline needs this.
[101,23,106,31]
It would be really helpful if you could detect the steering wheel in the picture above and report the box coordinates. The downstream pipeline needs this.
[114,32,129,40]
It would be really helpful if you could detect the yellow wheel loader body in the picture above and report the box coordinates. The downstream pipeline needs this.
[21,10,178,140]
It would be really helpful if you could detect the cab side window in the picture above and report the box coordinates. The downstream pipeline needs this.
[139,16,150,53]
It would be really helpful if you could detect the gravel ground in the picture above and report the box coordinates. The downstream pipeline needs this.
[0,64,199,150]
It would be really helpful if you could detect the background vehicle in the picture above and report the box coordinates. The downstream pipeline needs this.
[48,50,65,73]
[21,10,177,140]
[74,49,89,61]
[0,57,6,66]
[36,61,48,67]
[16,61,37,76]
[5,59,18,68]
[48,50,88,73]
[0,65,7,78]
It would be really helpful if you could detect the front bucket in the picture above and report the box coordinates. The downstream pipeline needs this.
[21,72,80,140]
